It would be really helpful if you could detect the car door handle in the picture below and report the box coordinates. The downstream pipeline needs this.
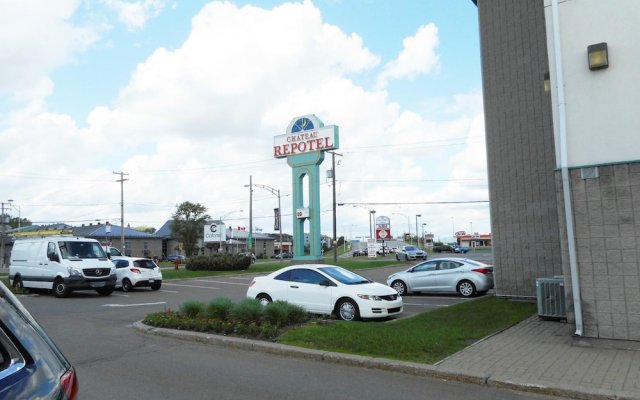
[290,285,299,289]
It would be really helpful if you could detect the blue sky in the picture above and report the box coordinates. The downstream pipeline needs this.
[0,0,487,242]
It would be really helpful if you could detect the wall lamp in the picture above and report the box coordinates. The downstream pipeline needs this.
[587,42,608,70]
[543,72,551,92]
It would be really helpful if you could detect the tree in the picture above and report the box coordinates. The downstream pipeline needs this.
[9,217,31,229]
[134,225,156,234]
[171,202,210,257]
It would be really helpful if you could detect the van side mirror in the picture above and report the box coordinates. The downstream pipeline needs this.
[48,253,60,263]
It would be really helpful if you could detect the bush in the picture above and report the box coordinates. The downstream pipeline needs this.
[264,301,308,327]
[206,298,234,320]
[186,254,251,271]
[232,298,264,323]
[181,300,206,318]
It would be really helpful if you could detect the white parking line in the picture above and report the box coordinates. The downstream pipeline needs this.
[103,302,167,308]
[160,290,179,293]
[192,279,248,286]
[162,283,221,290]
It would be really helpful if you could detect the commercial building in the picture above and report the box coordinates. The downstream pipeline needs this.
[474,0,640,340]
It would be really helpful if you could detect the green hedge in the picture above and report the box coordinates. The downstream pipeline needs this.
[185,254,252,271]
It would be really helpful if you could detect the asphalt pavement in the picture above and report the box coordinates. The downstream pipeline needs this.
[137,304,640,400]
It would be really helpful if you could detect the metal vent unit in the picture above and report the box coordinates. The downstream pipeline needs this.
[536,276,567,320]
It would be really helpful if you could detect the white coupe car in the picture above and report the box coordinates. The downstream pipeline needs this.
[112,257,162,292]
[247,264,403,321]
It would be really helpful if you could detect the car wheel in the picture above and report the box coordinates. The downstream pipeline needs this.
[457,280,477,297]
[151,282,162,291]
[256,294,272,306]
[405,254,409,261]
[53,279,70,298]
[96,288,113,296]
[337,298,360,321]
[122,278,133,292]
[391,280,408,296]
[12,276,23,290]
[396,254,400,261]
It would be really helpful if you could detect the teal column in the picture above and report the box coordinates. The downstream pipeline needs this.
[288,151,325,261]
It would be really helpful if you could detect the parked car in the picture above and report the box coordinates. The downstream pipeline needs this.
[454,245,470,254]
[247,264,403,321]
[352,249,365,257]
[386,258,494,297]
[9,235,117,298]
[166,254,186,262]
[395,245,427,261]
[275,252,293,259]
[112,257,162,291]
[0,280,79,399]
[432,245,455,253]
[240,252,256,263]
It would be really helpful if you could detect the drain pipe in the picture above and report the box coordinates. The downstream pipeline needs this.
[551,0,583,336]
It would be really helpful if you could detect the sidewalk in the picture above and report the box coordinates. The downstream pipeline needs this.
[136,316,640,400]
[435,316,640,399]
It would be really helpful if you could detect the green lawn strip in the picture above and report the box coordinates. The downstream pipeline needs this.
[161,259,400,280]
[278,296,536,364]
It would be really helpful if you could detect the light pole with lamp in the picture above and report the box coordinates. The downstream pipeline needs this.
[219,210,243,253]
[392,212,411,244]
[0,200,11,268]
[250,183,282,260]
[421,222,427,249]
[415,214,421,248]
[369,210,376,239]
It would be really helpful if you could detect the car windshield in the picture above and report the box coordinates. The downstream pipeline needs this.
[404,246,416,251]
[134,259,157,269]
[59,241,107,259]
[318,266,370,285]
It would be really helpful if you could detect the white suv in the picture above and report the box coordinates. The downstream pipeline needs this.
[111,257,162,292]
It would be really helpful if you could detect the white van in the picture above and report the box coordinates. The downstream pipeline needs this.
[9,236,117,298]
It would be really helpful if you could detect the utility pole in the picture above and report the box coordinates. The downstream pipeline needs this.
[1,201,6,268]
[248,175,253,252]
[113,171,129,255]
[251,183,282,260]
[328,151,342,264]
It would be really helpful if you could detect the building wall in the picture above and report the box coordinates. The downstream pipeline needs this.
[477,0,563,297]
[556,164,640,340]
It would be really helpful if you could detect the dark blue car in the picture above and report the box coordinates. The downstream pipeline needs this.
[0,281,78,399]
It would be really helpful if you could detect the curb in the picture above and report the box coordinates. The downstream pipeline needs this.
[133,321,627,400]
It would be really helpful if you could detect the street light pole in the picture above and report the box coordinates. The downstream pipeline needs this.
[415,214,421,248]
[369,210,376,239]
[250,183,282,260]
[0,201,7,268]
[421,223,426,249]
[393,213,411,244]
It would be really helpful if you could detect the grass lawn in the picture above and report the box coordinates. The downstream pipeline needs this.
[278,295,536,364]
[161,258,400,280]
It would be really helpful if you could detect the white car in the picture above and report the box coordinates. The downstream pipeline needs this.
[112,257,162,292]
[247,264,403,321]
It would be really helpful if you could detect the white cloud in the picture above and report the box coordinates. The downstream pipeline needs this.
[376,23,440,89]
[102,0,167,31]
[0,0,487,239]
[0,0,100,103]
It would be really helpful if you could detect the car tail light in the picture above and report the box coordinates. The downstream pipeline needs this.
[60,367,79,400]
[472,268,493,275]
[130,268,141,274]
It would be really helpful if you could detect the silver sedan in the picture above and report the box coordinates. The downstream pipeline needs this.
[386,258,494,297]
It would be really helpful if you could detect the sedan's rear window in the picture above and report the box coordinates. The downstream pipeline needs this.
[133,259,157,269]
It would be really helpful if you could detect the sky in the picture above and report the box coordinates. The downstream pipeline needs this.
[0,0,487,243]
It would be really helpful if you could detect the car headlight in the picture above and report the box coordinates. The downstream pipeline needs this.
[67,267,82,277]
[357,294,383,301]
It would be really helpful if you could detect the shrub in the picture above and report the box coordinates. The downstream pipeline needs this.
[185,254,251,271]
[232,298,264,323]
[264,301,290,327]
[181,300,206,318]
[206,298,234,320]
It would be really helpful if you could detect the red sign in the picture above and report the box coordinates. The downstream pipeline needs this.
[376,228,390,240]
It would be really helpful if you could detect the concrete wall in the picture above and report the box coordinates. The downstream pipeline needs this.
[477,0,563,297]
